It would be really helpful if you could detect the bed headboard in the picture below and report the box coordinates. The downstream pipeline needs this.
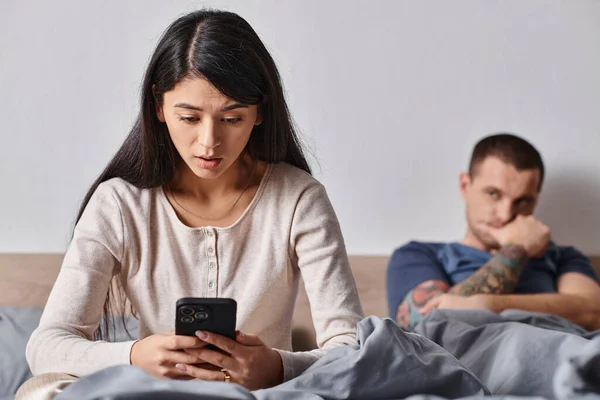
[1,253,599,349]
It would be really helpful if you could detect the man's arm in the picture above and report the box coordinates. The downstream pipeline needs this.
[386,242,451,324]
[448,215,550,296]
[448,244,528,295]
[486,272,600,330]
[396,244,528,328]
[402,247,600,330]
[394,215,551,328]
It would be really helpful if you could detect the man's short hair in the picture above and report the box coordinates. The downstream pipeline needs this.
[469,133,545,191]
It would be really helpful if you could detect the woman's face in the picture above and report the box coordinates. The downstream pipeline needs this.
[156,77,261,180]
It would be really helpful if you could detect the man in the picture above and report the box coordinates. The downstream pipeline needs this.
[386,133,600,331]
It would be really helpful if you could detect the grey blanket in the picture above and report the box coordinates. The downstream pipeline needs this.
[56,310,600,400]
[413,309,599,399]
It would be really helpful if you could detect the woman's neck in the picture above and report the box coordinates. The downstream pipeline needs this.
[172,155,254,201]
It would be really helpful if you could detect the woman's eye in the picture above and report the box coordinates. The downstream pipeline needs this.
[178,116,200,123]
[223,117,242,125]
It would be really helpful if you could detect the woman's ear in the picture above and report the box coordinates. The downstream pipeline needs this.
[254,105,263,126]
[156,104,165,123]
[153,85,166,122]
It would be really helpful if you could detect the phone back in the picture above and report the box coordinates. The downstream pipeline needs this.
[175,298,237,340]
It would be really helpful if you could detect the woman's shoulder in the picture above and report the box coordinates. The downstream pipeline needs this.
[258,163,335,217]
[268,162,324,193]
[94,178,159,206]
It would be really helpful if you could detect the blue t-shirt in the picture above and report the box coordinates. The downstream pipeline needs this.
[385,241,599,318]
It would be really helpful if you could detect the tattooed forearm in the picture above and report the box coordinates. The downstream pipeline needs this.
[448,244,528,296]
[395,245,528,327]
[396,280,449,328]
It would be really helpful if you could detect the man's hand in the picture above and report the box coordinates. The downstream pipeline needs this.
[478,215,551,257]
[420,294,496,315]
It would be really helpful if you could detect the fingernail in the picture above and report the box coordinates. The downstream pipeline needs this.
[196,331,208,339]
[175,364,187,372]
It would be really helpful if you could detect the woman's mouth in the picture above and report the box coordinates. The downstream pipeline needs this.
[194,156,222,170]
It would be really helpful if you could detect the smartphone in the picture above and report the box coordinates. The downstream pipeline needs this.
[175,298,237,348]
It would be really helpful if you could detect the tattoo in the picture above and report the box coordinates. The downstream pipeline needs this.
[396,280,449,328]
[448,244,528,296]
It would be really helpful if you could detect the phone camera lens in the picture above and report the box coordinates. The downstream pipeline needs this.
[180,307,194,316]
[181,316,194,323]
[195,311,209,321]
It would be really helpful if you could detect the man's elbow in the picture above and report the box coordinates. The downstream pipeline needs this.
[395,299,427,330]
[584,300,600,331]
[571,293,600,331]
[395,300,411,328]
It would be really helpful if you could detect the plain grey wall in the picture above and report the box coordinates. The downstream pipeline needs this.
[1,0,599,254]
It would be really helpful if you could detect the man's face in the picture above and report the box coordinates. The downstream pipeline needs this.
[460,156,541,249]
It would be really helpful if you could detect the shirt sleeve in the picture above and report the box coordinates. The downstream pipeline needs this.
[556,246,599,283]
[386,241,450,318]
[275,183,365,382]
[26,181,136,376]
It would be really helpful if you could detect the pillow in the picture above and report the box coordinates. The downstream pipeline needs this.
[0,306,43,399]
[0,307,139,399]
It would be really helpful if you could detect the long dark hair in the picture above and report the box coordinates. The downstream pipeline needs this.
[76,9,311,340]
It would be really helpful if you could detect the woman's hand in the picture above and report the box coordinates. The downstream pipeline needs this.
[130,330,206,379]
[179,330,284,390]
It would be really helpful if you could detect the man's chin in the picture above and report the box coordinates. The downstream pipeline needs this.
[472,231,501,252]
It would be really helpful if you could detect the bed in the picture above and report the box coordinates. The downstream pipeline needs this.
[1,253,600,399]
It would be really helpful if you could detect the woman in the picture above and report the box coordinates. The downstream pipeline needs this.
[22,8,363,396]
